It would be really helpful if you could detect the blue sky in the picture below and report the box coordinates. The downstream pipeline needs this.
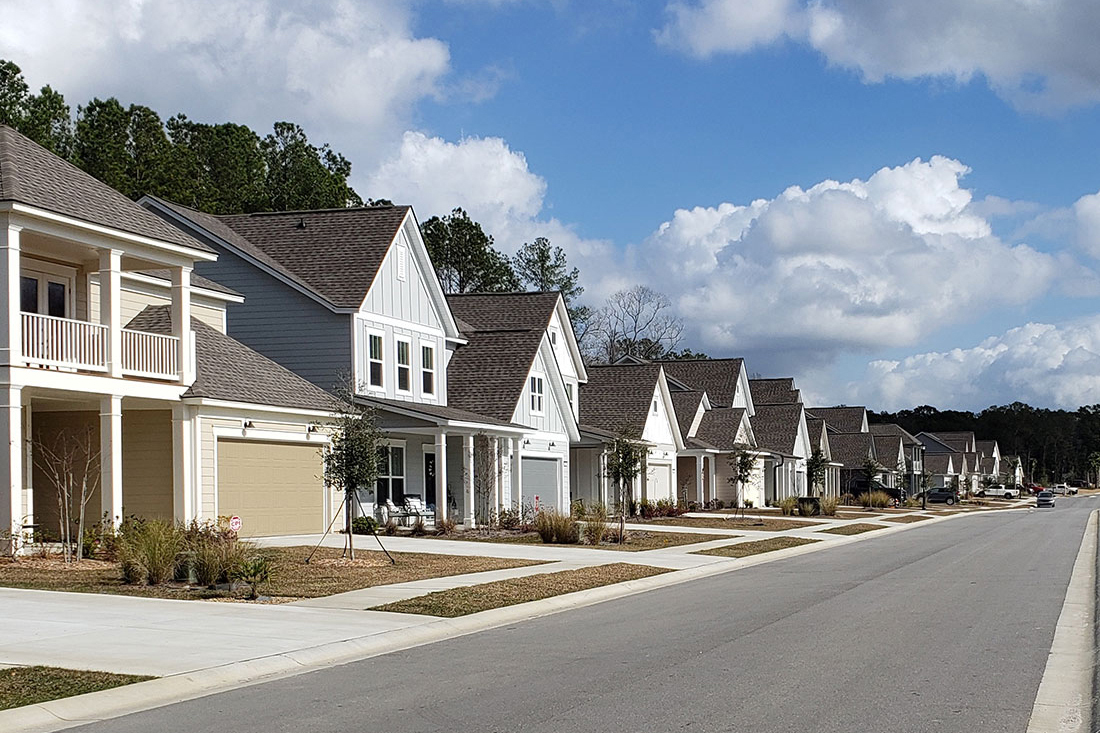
[3,0,1100,411]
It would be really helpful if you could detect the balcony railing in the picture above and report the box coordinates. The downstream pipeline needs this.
[21,312,179,381]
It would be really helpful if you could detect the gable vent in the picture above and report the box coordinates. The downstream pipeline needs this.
[396,245,407,281]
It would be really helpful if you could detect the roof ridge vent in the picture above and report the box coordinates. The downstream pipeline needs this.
[296,217,306,229]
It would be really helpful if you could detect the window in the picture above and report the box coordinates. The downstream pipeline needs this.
[396,339,411,392]
[21,265,72,318]
[368,333,384,388]
[652,399,658,415]
[530,375,545,414]
[550,329,557,346]
[421,344,435,396]
[376,445,406,504]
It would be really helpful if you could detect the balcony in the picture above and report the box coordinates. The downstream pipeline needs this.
[21,312,180,381]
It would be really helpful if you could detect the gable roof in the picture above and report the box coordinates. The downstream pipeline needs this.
[807,406,867,434]
[807,417,830,457]
[976,439,999,457]
[827,433,877,469]
[868,422,921,446]
[670,390,706,440]
[916,432,956,452]
[750,403,803,456]
[0,126,213,253]
[580,363,664,436]
[655,359,744,407]
[145,195,410,310]
[933,431,976,449]
[924,453,954,474]
[749,378,801,405]
[125,306,335,412]
[872,435,904,470]
[695,407,749,451]
[446,291,561,333]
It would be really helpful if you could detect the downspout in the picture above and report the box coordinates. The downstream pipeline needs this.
[773,453,785,502]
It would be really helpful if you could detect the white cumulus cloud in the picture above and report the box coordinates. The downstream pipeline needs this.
[657,0,1100,111]
[849,318,1100,410]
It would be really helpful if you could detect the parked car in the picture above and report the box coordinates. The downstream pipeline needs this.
[1036,490,1055,508]
[919,488,961,505]
[848,478,907,503]
[977,484,1019,499]
[1069,479,1088,489]
[1051,483,1077,495]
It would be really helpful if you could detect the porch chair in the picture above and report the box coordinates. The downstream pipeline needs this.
[405,496,433,525]
[384,499,414,527]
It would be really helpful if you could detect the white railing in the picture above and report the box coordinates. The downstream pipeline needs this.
[21,312,108,372]
[122,329,179,380]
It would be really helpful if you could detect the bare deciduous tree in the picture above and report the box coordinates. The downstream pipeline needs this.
[32,426,100,563]
[472,434,505,528]
[584,285,684,364]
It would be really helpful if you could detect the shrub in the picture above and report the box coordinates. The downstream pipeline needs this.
[183,519,251,587]
[233,554,272,600]
[118,519,183,586]
[583,503,608,545]
[820,496,838,516]
[410,516,427,536]
[351,516,377,535]
[637,499,656,519]
[534,510,556,543]
[571,500,586,519]
[435,516,458,535]
[903,497,921,508]
[778,496,798,516]
[498,508,520,530]
[839,493,857,506]
[796,498,818,517]
[687,501,699,512]
[744,500,754,509]
[383,517,400,536]
[534,509,580,544]
[860,490,891,509]
[715,499,726,510]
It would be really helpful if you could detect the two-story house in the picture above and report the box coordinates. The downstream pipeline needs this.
[1,126,336,547]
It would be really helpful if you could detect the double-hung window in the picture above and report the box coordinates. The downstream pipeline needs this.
[376,445,406,504]
[421,344,436,396]
[367,332,384,389]
[396,338,411,393]
[530,375,545,415]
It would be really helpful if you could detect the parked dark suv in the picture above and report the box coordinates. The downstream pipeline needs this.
[919,488,960,505]
[848,478,907,503]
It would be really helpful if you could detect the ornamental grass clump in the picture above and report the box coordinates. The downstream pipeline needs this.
[860,490,891,509]
[118,519,183,586]
[583,503,609,546]
[778,496,798,516]
[820,496,839,516]
[534,509,580,544]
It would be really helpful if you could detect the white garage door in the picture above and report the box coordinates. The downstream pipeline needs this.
[217,440,325,537]
[521,457,559,511]
[648,462,673,502]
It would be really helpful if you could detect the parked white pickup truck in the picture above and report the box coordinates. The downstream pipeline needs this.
[978,484,1019,499]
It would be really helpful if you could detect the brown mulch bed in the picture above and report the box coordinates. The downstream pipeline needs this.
[0,547,543,601]
[641,516,821,532]
[372,563,669,617]
[835,511,881,519]
[0,666,153,710]
[424,529,731,551]
[883,515,931,524]
[693,536,820,558]
[818,523,886,536]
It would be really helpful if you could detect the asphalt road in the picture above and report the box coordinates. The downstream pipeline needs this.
[74,499,1097,733]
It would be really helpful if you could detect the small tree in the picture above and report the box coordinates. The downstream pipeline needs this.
[605,431,645,544]
[472,434,505,528]
[727,445,757,509]
[805,448,828,498]
[32,426,100,563]
[1088,452,1100,488]
[321,387,385,560]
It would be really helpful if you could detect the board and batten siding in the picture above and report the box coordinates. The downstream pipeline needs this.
[512,348,568,436]
[360,230,441,331]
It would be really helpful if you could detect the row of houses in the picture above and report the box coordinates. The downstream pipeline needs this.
[0,125,1022,547]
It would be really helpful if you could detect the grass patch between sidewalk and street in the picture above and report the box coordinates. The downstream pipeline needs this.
[641,516,821,532]
[0,666,153,711]
[0,547,544,601]
[818,523,886,536]
[426,529,731,551]
[883,515,931,524]
[693,536,820,558]
[371,563,670,617]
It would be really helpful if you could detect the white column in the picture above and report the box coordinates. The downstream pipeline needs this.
[694,454,704,504]
[599,451,609,506]
[435,431,448,521]
[490,437,500,517]
[99,395,123,526]
[709,455,717,505]
[463,434,475,528]
[0,386,23,544]
[99,250,122,378]
[172,405,195,522]
[512,437,522,509]
[171,266,193,384]
[22,402,32,527]
[0,223,21,369]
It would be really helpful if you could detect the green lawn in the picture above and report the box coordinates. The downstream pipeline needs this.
[693,537,820,558]
[0,666,153,710]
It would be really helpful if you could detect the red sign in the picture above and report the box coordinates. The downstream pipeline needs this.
[229,516,242,532]
[534,495,540,511]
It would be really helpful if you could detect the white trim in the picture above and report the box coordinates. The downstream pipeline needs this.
[187,398,332,419]
[118,271,244,303]
[419,340,437,399]
[366,328,385,392]
[394,335,413,396]
[529,373,545,415]
[357,311,445,336]
[213,425,330,444]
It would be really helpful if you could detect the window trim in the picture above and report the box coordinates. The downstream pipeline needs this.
[366,329,385,391]
[395,336,412,395]
[376,442,407,504]
[530,373,545,415]
[420,340,436,398]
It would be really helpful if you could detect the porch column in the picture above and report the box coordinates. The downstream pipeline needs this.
[709,455,718,505]
[463,434,475,528]
[0,386,23,544]
[171,266,193,384]
[599,451,609,506]
[99,250,122,378]
[172,405,195,522]
[490,437,501,517]
[99,395,123,526]
[512,437,522,510]
[694,454,704,504]
[435,431,448,521]
[0,223,22,368]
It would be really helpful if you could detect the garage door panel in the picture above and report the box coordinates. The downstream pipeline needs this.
[218,440,324,537]
[648,462,672,502]
[521,457,558,511]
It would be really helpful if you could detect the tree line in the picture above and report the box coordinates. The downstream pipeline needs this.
[870,403,1100,485]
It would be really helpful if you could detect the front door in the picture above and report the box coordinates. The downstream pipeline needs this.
[424,452,437,506]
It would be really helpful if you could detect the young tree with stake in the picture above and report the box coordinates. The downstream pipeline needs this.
[321,388,385,560]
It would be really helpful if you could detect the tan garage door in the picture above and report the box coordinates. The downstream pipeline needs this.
[217,440,324,537]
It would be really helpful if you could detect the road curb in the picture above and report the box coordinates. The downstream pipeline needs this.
[1026,508,1096,733]
[0,502,1014,732]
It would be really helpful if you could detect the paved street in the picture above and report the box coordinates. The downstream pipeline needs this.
[68,499,1096,733]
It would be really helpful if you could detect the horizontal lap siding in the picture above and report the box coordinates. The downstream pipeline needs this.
[122,410,173,520]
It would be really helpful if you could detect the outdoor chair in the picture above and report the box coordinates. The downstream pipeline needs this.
[384,499,414,526]
[405,496,433,524]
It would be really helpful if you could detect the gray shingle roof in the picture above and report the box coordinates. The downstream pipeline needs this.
[807,406,867,434]
[924,453,954,474]
[580,364,663,436]
[654,359,744,407]
[749,378,801,405]
[872,435,904,469]
[695,407,748,451]
[125,306,336,412]
[750,404,803,455]
[868,422,922,446]
[827,433,877,469]
[807,418,830,456]
[444,292,561,423]
[148,196,409,309]
[0,126,213,253]
[976,440,998,457]
[671,390,705,439]
[361,395,520,429]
